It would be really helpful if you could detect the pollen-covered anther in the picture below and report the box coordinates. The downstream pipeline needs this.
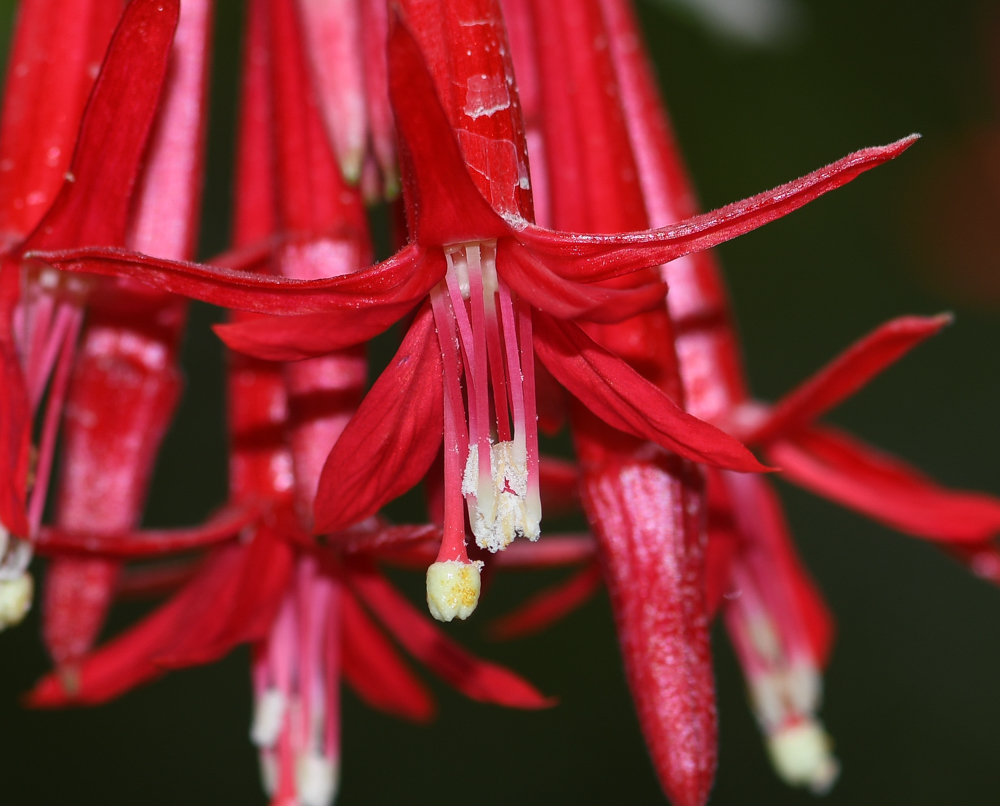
[463,441,538,552]
[0,572,33,630]
[426,559,483,622]
[250,687,287,748]
[296,751,339,806]
[766,719,840,794]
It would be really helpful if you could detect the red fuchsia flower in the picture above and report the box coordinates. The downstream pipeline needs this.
[0,0,182,629]
[497,0,736,801]
[41,0,211,682]
[597,0,1000,791]
[34,0,914,632]
[31,4,552,802]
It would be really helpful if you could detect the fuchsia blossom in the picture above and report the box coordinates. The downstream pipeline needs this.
[0,0,184,631]
[37,0,914,628]
[29,4,551,804]
[9,0,998,804]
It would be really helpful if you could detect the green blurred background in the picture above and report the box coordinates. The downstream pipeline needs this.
[3,0,1000,803]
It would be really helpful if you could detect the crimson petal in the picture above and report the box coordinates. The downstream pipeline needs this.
[769,424,1000,542]
[348,561,553,709]
[314,305,443,534]
[747,314,952,444]
[341,587,435,722]
[499,240,667,323]
[517,136,920,283]
[533,312,767,472]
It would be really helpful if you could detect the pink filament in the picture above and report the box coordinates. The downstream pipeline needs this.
[28,305,83,532]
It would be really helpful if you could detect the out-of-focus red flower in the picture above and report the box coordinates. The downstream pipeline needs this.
[0,0,182,631]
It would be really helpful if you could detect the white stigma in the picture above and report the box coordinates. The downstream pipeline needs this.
[426,560,483,622]
[766,720,840,794]
[0,572,33,630]
[462,441,538,553]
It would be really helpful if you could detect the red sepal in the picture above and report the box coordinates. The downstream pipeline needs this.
[517,136,920,283]
[747,314,952,444]
[533,312,767,473]
[489,561,602,640]
[498,240,667,323]
[213,252,445,361]
[314,305,443,533]
[29,242,437,316]
[23,0,180,252]
[769,424,1000,542]
[35,503,258,557]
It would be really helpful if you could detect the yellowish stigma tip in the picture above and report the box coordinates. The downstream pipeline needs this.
[766,720,840,794]
[426,560,482,622]
[0,572,32,631]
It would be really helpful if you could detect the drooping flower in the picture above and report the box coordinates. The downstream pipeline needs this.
[599,0,1000,791]
[42,0,210,677]
[0,0,182,628]
[33,0,914,631]
[29,5,552,803]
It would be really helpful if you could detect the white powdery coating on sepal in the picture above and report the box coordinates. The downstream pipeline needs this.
[766,720,840,794]
[250,687,287,748]
[297,752,339,806]
[0,573,32,631]
[426,560,482,622]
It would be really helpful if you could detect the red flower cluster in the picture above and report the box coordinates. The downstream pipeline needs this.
[1,0,997,804]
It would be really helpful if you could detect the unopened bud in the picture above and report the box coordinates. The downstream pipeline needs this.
[426,560,482,622]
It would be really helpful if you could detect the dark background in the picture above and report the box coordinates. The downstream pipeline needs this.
[3,0,1000,803]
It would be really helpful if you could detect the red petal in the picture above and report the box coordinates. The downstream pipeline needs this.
[386,13,509,244]
[347,561,553,709]
[498,240,667,323]
[340,587,435,722]
[314,305,443,533]
[747,314,952,443]
[769,424,1000,542]
[24,0,180,251]
[154,526,295,667]
[517,136,920,283]
[533,313,766,472]
[35,503,258,557]
[488,561,602,640]
[28,242,437,316]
